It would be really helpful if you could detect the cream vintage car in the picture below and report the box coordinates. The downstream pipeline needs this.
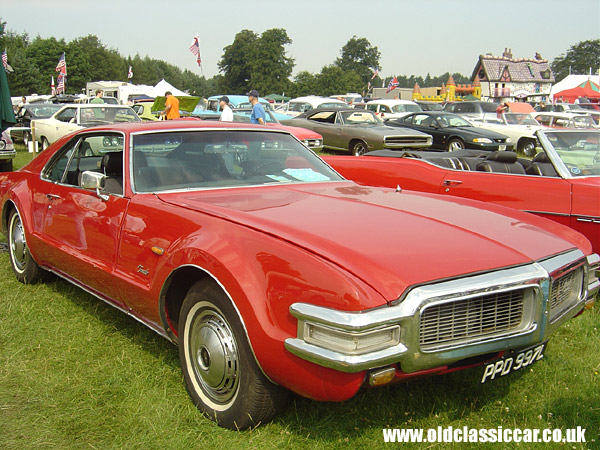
[471,113,545,156]
[32,104,140,150]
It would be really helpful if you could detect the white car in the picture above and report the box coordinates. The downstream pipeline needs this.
[471,113,545,156]
[32,104,141,150]
[276,96,347,117]
[365,99,422,120]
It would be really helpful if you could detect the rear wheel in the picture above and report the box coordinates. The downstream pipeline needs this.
[447,138,464,152]
[350,140,368,156]
[8,209,45,284]
[0,159,12,172]
[178,280,287,430]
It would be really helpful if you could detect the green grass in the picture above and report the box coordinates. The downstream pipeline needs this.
[1,146,598,449]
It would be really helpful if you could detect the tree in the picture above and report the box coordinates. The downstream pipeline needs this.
[551,40,600,81]
[218,29,294,95]
[218,30,259,93]
[335,36,381,86]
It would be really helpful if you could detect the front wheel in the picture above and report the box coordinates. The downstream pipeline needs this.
[23,131,30,146]
[179,280,287,430]
[8,209,46,284]
[41,137,50,151]
[518,139,536,157]
[447,138,464,152]
[350,140,368,156]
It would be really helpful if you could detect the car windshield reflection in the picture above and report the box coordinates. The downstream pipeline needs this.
[544,131,600,176]
[339,111,382,125]
[132,130,342,192]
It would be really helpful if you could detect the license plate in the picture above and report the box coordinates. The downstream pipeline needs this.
[481,341,547,383]
[498,145,506,151]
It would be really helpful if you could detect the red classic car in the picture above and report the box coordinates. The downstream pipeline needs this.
[325,129,600,254]
[1,121,598,430]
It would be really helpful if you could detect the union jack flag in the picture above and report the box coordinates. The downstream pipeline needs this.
[56,73,65,94]
[1,49,7,70]
[55,52,67,74]
[386,76,399,93]
[188,34,201,66]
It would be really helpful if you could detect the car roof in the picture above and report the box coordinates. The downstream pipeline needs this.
[71,118,293,135]
[367,99,418,105]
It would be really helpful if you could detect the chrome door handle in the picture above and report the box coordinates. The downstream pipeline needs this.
[443,180,463,186]
[46,194,61,200]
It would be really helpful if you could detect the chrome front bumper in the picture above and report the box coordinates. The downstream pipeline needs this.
[285,249,599,373]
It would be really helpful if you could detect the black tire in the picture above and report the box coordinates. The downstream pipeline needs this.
[179,280,288,430]
[41,137,50,151]
[518,139,536,157]
[7,209,46,284]
[350,140,368,156]
[23,131,30,147]
[447,138,464,152]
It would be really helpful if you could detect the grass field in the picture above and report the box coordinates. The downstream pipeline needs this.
[1,147,598,449]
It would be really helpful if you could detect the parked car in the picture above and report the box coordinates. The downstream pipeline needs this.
[535,103,589,113]
[443,100,500,121]
[364,99,422,119]
[131,100,159,121]
[0,130,15,171]
[229,108,323,151]
[281,108,432,155]
[77,96,120,105]
[275,96,347,117]
[1,120,598,430]
[471,112,544,155]
[199,95,289,121]
[11,103,63,145]
[324,129,600,253]
[31,104,141,150]
[385,112,512,151]
[533,112,598,129]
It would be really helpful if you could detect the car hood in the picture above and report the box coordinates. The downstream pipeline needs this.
[268,123,321,140]
[157,182,579,301]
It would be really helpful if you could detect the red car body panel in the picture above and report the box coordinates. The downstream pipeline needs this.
[0,121,596,404]
[325,155,600,253]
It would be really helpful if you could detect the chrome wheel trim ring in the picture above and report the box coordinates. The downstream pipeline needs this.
[9,213,27,273]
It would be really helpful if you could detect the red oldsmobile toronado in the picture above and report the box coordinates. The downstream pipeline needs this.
[1,121,598,429]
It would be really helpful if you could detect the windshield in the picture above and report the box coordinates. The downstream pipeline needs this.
[481,103,500,113]
[132,130,342,192]
[391,104,421,113]
[340,110,382,125]
[437,115,471,127]
[28,104,62,118]
[504,113,540,125]
[543,130,600,176]
[80,107,140,126]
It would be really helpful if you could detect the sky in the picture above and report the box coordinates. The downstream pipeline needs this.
[2,0,599,83]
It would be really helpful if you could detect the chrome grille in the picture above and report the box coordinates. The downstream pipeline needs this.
[549,267,583,323]
[420,290,525,350]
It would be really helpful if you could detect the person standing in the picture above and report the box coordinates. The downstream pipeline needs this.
[219,96,233,122]
[90,89,104,104]
[246,89,266,125]
[496,102,509,118]
[163,91,180,120]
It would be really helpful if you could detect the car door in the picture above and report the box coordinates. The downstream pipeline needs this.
[402,114,444,148]
[306,111,342,149]
[438,170,572,222]
[49,107,81,143]
[38,132,130,305]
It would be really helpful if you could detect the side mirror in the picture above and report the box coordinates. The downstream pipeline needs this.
[80,171,109,201]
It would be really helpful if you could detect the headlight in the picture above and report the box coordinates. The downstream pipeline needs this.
[505,138,512,143]
[303,322,401,355]
[473,138,493,144]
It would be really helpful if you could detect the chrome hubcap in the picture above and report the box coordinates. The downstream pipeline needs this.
[10,215,27,272]
[189,309,239,403]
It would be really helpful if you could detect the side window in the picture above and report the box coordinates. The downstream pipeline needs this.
[381,105,392,113]
[367,104,378,112]
[55,108,76,123]
[42,139,78,183]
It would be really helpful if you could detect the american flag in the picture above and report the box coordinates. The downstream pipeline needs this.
[386,76,399,93]
[55,52,67,75]
[1,49,7,70]
[56,73,65,94]
[127,65,133,79]
[188,34,201,66]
